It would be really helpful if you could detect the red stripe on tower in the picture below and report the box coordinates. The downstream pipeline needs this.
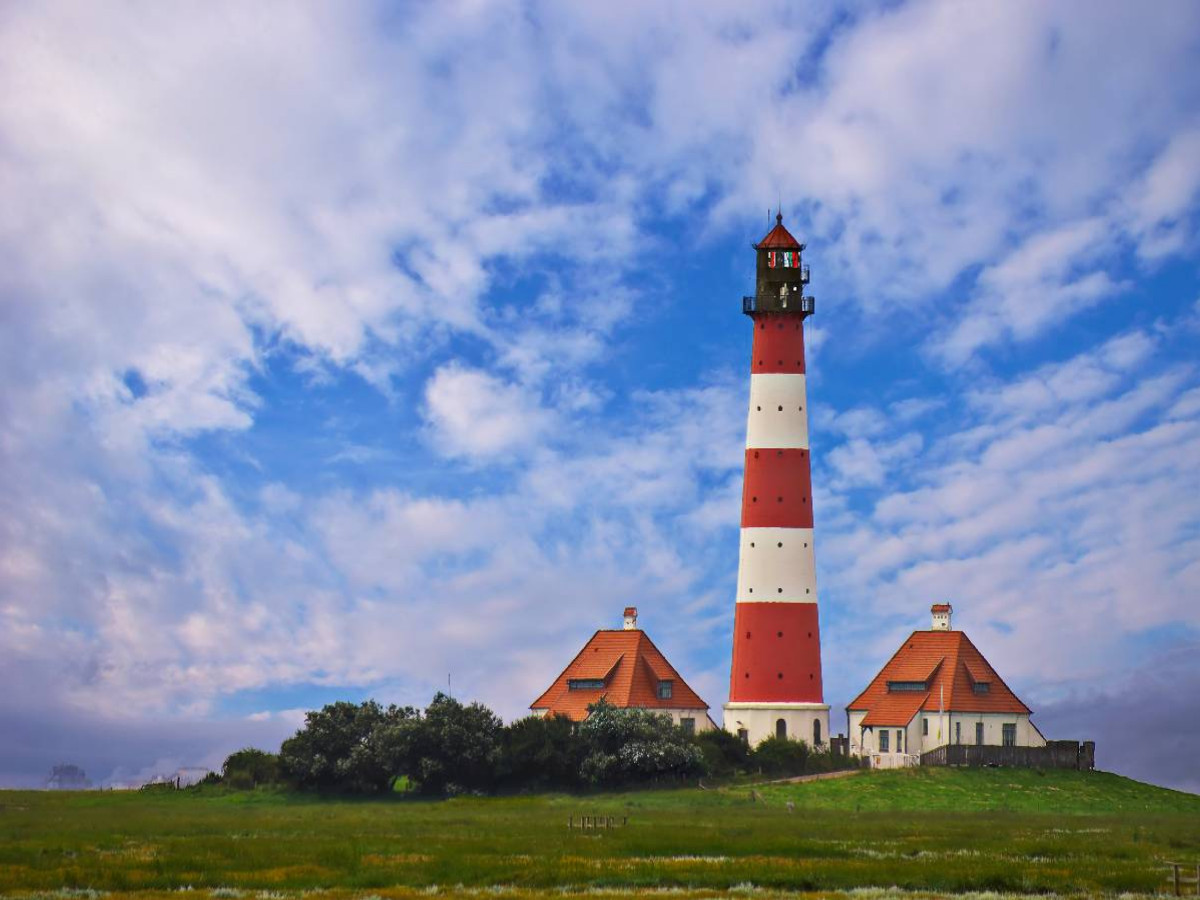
[724,213,829,748]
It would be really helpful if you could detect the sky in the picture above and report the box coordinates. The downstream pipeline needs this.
[1,0,1198,792]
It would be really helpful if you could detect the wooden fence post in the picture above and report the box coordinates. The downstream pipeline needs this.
[1173,863,1180,896]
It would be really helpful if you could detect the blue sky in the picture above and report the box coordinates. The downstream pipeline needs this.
[1,1,1198,791]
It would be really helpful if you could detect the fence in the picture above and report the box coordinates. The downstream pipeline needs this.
[869,752,921,770]
[1166,863,1200,896]
[921,740,1095,770]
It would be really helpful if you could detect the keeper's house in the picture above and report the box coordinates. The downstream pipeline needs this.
[531,607,714,734]
[847,604,1045,766]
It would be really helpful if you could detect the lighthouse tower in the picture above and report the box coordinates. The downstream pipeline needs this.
[723,213,830,749]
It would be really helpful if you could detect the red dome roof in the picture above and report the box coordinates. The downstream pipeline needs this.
[757,213,803,250]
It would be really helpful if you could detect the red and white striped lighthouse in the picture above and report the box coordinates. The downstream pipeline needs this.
[723,213,830,748]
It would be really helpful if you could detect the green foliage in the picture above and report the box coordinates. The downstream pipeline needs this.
[220,748,281,789]
[577,698,705,786]
[695,727,752,777]
[751,734,810,776]
[396,692,503,795]
[279,700,416,793]
[500,713,585,790]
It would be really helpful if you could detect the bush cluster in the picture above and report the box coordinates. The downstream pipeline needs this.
[215,693,853,795]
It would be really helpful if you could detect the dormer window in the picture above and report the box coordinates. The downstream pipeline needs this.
[887,681,927,692]
[972,682,990,694]
[568,679,604,691]
[657,680,673,700]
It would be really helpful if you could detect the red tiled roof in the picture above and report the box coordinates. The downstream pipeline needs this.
[861,691,929,727]
[848,630,1031,720]
[530,629,709,721]
[756,214,803,250]
[931,603,952,613]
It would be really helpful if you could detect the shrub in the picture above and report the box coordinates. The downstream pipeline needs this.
[752,735,810,777]
[400,693,503,795]
[280,701,416,793]
[577,699,705,787]
[695,727,752,777]
[500,713,585,791]
[221,748,281,789]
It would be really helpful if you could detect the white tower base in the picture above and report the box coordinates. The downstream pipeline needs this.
[723,702,830,749]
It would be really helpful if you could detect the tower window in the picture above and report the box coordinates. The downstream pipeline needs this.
[776,718,787,739]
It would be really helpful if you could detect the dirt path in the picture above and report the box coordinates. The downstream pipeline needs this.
[760,768,864,785]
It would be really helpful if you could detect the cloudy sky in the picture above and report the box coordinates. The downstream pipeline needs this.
[2,1,1198,792]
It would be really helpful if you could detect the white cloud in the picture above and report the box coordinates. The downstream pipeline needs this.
[423,365,552,460]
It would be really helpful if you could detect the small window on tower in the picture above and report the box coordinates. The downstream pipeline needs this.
[657,680,673,700]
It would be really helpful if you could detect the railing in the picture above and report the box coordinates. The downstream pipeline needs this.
[921,740,1095,770]
[869,753,920,770]
[743,295,816,316]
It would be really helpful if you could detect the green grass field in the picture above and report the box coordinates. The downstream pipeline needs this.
[1,768,1197,899]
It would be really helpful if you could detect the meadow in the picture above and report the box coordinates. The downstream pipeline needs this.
[1,768,1198,899]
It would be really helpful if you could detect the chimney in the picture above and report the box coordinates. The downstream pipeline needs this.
[623,606,638,630]
[930,603,953,631]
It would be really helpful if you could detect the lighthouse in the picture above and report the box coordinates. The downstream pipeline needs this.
[723,213,830,749]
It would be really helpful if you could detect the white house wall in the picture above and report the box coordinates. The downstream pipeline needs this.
[849,709,1046,757]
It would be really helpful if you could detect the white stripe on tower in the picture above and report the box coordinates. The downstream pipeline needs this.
[735,526,817,603]
[745,374,809,448]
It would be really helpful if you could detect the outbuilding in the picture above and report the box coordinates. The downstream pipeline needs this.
[847,604,1045,766]
[530,607,713,733]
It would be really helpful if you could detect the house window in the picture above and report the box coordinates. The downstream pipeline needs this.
[813,719,822,746]
[922,718,929,736]
[975,722,984,745]
[775,718,787,739]
[680,717,695,735]
[954,722,961,745]
[896,730,904,753]
[879,730,889,752]
[568,679,604,691]
[887,681,927,692]
[657,680,673,700]
[737,728,749,744]
[972,682,990,694]
[1003,723,1017,747]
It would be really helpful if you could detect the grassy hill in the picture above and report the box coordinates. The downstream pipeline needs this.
[758,766,1200,813]
[0,768,1196,898]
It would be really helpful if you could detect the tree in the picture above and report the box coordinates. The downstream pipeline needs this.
[695,727,752,778]
[577,699,706,787]
[751,735,810,777]
[46,764,91,790]
[279,700,415,793]
[500,714,585,791]
[221,748,281,789]
[400,692,503,795]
